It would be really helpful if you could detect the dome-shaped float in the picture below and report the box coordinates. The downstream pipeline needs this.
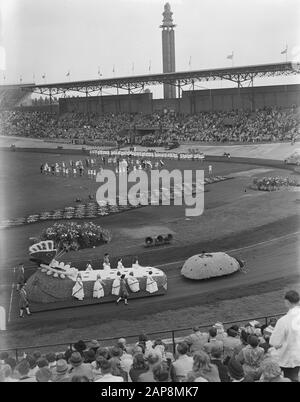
[181,252,244,280]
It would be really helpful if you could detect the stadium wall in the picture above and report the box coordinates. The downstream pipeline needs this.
[59,93,153,115]
[58,84,300,115]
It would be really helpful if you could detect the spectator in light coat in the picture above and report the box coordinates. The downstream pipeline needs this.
[270,290,300,382]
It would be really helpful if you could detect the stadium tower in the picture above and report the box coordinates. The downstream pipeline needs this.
[160,3,176,99]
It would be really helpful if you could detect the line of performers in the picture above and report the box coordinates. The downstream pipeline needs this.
[40,156,165,179]
[71,256,159,305]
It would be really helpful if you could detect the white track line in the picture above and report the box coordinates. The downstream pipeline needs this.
[155,231,300,269]
[8,267,15,322]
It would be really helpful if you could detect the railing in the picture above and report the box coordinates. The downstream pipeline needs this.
[0,312,284,362]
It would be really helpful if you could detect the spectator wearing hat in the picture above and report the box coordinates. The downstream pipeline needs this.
[16,360,36,382]
[52,359,71,382]
[138,353,160,382]
[129,354,148,382]
[88,340,100,354]
[35,367,52,382]
[184,326,209,354]
[270,290,300,382]
[170,342,193,382]
[259,359,291,382]
[187,351,220,382]
[95,359,123,382]
[210,346,230,382]
[68,352,93,381]
[203,327,224,357]
[236,335,265,381]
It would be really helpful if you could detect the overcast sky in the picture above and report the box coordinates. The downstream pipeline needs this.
[0,0,299,93]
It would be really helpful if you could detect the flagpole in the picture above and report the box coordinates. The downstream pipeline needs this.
[232,51,234,68]
[286,43,288,63]
[149,60,151,73]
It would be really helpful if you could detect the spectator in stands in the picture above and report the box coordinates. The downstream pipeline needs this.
[236,334,265,381]
[261,318,277,338]
[0,364,15,382]
[129,354,148,382]
[15,359,36,382]
[259,359,291,382]
[83,349,96,364]
[45,352,57,373]
[227,357,247,382]
[0,352,9,364]
[138,353,160,382]
[5,357,17,373]
[26,354,38,377]
[94,359,123,382]
[153,364,171,382]
[71,375,90,382]
[187,351,220,382]
[270,290,300,382]
[52,359,71,382]
[136,333,153,355]
[36,357,49,369]
[184,326,209,353]
[210,345,230,382]
[223,327,241,363]
[88,340,100,354]
[117,343,133,374]
[35,367,52,382]
[203,327,224,357]
[110,359,128,382]
[73,340,87,356]
[68,352,93,381]
[213,322,227,341]
[170,342,193,382]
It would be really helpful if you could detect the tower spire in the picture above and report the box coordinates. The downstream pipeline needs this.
[160,3,176,99]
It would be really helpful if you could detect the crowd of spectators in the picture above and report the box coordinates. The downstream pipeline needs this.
[0,106,298,146]
[1,290,299,383]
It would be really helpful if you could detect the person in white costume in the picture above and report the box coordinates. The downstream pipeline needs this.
[111,275,121,296]
[117,258,124,270]
[208,165,213,176]
[127,271,140,293]
[146,271,158,293]
[131,257,139,269]
[93,274,105,299]
[103,254,111,270]
[85,261,93,271]
[72,274,84,301]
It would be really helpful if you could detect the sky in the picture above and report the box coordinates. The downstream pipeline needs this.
[0,0,299,96]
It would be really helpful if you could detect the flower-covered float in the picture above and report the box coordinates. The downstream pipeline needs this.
[181,252,245,280]
[25,241,167,308]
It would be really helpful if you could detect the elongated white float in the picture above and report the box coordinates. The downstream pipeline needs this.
[25,241,167,308]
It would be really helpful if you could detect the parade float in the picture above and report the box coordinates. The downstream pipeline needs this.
[181,252,245,280]
[25,241,167,310]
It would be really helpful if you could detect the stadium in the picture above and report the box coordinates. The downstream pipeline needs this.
[0,0,299,384]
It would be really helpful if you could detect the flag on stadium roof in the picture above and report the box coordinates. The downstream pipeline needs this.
[281,46,288,54]
[227,52,234,60]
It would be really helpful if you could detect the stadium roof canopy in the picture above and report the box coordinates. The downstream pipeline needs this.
[22,62,300,96]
